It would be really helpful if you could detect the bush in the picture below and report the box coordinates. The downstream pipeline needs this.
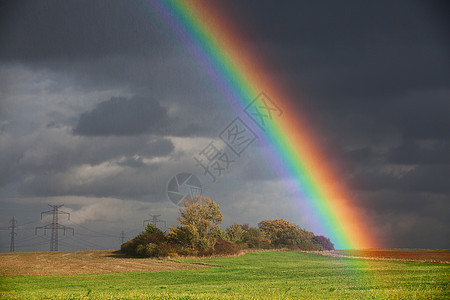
[136,244,146,257]
[168,225,199,248]
[197,236,215,251]
[214,238,239,255]
[120,224,169,257]
[120,240,135,256]
[145,243,158,257]
[312,235,335,250]
[243,227,270,249]
[174,245,198,257]
[155,242,171,257]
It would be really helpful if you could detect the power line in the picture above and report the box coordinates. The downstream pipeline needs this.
[66,220,118,238]
[35,204,74,251]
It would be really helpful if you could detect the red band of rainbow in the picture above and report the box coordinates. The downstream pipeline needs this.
[147,0,378,249]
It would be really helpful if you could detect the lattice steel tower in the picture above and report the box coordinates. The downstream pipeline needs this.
[35,204,74,251]
[9,216,17,252]
[143,214,166,228]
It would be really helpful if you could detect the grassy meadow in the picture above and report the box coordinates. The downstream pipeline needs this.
[1,251,449,299]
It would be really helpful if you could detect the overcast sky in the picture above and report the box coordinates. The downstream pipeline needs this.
[0,0,449,252]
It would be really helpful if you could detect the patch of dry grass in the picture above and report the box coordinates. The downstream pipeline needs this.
[0,249,212,276]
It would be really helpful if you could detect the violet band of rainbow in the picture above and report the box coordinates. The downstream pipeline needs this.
[147,0,377,249]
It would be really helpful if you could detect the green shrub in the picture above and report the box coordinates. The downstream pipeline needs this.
[120,240,136,256]
[168,225,199,248]
[209,227,228,240]
[226,223,244,243]
[136,244,146,257]
[197,236,215,251]
[145,243,158,257]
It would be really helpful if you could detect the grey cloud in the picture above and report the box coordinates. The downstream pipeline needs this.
[74,96,168,136]
[0,126,174,188]
[341,147,378,164]
[377,213,449,249]
[388,140,450,165]
[0,0,172,62]
[117,156,146,169]
[348,164,450,194]
[361,191,449,248]
[19,165,159,199]
[394,97,450,140]
[1,0,449,249]
[400,165,450,194]
[348,169,397,191]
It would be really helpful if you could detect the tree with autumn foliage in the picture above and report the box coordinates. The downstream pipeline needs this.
[258,219,324,250]
[121,198,333,257]
[176,196,224,252]
[179,196,223,237]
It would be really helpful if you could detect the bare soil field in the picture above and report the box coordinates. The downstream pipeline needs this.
[0,250,212,276]
[313,249,450,263]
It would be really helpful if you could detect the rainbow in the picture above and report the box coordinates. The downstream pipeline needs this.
[147,0,377,249]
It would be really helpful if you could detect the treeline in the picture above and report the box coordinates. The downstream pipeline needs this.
[121,196,334,258]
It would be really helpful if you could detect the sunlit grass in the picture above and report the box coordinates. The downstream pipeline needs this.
[1,251,449,299]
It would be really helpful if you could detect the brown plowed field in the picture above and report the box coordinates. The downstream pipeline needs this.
[0,250,212,276]
[317,249,450,263]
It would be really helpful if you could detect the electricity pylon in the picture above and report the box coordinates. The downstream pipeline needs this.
[143,214,166,228]
[9,216,17,252]
[35,204,74,251]
[120,231,126,244]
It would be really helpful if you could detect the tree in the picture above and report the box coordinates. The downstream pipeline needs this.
[226,223,244,243]
[179,196,223,239]
[312,235,335,250]
[225,223,270,249]
[178,196,223,252]
[258,219,320,250]
[242,226,270,249]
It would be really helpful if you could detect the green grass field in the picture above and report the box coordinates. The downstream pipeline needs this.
[1,251,449,299]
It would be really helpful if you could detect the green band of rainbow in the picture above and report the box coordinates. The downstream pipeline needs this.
[147,0,377,249]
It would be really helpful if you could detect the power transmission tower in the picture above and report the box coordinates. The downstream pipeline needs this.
[120,231,126,244]
[9,216,17,252]
[143,214,166,228]
[35,204,74,251]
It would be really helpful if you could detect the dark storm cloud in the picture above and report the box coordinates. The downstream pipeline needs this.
[400,165,450,194]
[392,96,450,140]
[18,165,159,198]
[348,165,450,194]
[388,140,450,165]
[0,127,174,188]
[361,191,449,248]
[0,0,171,62]
[348,169,397,192]
[74,96,168,136]
[1,0,449,249]
[223,0,449,142]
